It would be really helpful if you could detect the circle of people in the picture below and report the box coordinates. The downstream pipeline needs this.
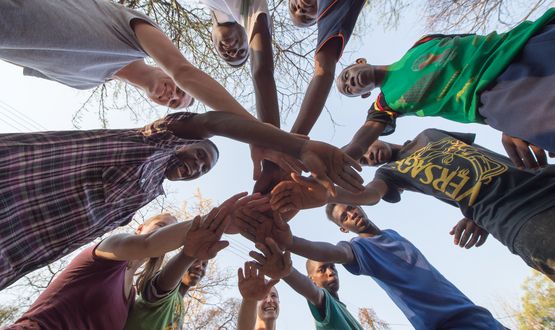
[1,0,554,329]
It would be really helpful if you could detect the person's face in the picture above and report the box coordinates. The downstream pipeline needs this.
[359,140,393,166]
[137,214,177,235]
[181,260,208,287]
[212,21,249,66]
[146,69,194,109]
[257,286,280,322]
[331,204,372,234]
[165,141,219,181]
[336,58,375,98]
[288,0,318,27]
[308,261,339,294]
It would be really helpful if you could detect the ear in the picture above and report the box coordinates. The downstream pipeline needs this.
[355,58,367,65]
[339,227,348,233]
[361,92,372,99]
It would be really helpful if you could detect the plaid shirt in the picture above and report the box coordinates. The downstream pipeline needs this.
[0,112,200,290]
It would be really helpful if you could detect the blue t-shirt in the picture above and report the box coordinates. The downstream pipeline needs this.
[316,0,365,57]
[342,230,505,330]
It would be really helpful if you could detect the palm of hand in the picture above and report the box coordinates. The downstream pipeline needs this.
[184,230,219,259]
[261,253,292,279]
[239,279,271,301]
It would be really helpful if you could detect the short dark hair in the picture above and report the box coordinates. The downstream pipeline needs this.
[325,203,338,223]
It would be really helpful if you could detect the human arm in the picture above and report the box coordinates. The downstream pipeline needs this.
[132,22,256,120]
[269,174,387,213]
[147,250,196,297]
[284,267,324,308]
[168,111,364,194]
[501,133,547,169]
[95,192,246,261]
[449,217,489,249]
[237,261,280,330]
[343,120,387,160]
[290,39,341,135]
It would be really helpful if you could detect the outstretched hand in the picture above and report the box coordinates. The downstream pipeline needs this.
[182,208,230,260]
[501,133,547,169]
[449,217,489,249]
[250,145,306,180]
[238,261,280,301]
[237,207,293,250]
[250,237,292,280]
[270,173,329,213]
[300,140,364,196]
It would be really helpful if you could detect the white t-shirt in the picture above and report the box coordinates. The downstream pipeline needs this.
[200,0,271,41]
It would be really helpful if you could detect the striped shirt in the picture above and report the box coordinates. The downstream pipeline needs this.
[0,112,200,290]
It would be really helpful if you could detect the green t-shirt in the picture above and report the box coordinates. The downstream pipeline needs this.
[308,288,364,330]
[124,285,184,330]
[376,8,555,125]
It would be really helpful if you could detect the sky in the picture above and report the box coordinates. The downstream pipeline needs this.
[1,2,553,329]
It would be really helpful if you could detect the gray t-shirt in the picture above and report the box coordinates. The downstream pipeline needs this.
[375,129,555,252]
[0,0,157,89]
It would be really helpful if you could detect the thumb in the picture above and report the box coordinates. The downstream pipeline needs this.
[449,227,455,235]
[208,241,229,258]
[267,278,280,287]
[291,173,317,189]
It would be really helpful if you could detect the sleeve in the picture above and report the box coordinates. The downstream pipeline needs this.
[339,241,361,275]
[141,272,180,304]
[307,288,332,325]
[315,0,365,58]
[373,168,402,203]
[365,93,399,136]
[23,67,52,80]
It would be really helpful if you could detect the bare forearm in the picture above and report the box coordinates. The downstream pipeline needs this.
[290,70,335,135]
[283,268,322,307]
[154,251,195,293]
[172,65,256,121]
[172,112,306,157]
[330,183,384,206]
[343,121,386,160]
[237,299,258,330]
[290,236,351,264]
[250,15,280,127]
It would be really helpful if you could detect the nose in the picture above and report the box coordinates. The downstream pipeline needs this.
[326,268,336,276]
[349,75,356,87]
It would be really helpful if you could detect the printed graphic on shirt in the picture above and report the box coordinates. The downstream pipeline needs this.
[391,137,508,206]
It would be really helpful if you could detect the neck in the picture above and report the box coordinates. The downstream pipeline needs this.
[113,60,154,90]
[179,283,191,297]
[372,65,389,87]
[389,143,403,161]
[357,225,381,238]
[255,318,276,330]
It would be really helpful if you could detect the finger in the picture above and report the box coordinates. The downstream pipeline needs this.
[341,165,365,184]
[475,232,488,247]
[255,242,272,257]
[222,192,249,210]
[238,267,245,282]
[214,213,233,237]
[464,230,480,249]
[342,153,363,172]
[270,187,294,208]
[208,206,229,231]
[273,212,289,229]
[453,223,464,245]
[265,237,282,255]
[245,209,273,224]
[449,226,455,235]
[267,278,280,288]
[328,171,362,194]
[290,173,319,189]
[208,241,229,258]
[249,251,267,264]
[459,224,472,248]
[516,145,538,169]
[190,215,201,231]
[530,144,547,167]
[503,140,525,169]
[311,173,336,197]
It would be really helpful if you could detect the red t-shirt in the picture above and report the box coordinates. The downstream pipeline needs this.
[14,245,135,330]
